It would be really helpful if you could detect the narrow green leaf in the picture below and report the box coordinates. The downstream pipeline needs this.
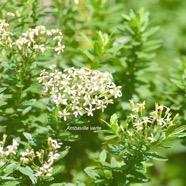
[104,134,118,140]
[143,26,160,38]
[0,176,16,180]
[145,152,168,161]
[94,41,103,57]
[169,125,186,136]
[99,150,107,162]
[79,49,92,61]
[50,183,64,186]
[84,167,99,179]
[100,119,110,127]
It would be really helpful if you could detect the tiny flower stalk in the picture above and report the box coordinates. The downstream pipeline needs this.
[86,100,186,185]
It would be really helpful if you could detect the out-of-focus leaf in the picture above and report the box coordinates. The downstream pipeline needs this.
[99,149,107,162]
[84,167,99,179]
[3,162,19,176]
[18,166,37,184]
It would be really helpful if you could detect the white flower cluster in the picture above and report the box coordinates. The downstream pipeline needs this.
[0,135,62,177]
[38,65,122,120]
[15,25,65,56]
[0,18,65,56]
[0,19,13,48]
[127,100,178,142]
[0,134,19,161]
[34,137,62,177]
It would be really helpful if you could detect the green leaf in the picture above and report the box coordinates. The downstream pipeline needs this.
[110,114,118,125]
[0,176,16,180]
[100,119,110,127]
[18,166,37,184]
[104,134,118,140]
[143,26,160,38]
[22,106,32,115]
[50,183,64,186]
[169,125,186,136]
[110,114,120,134]
[23,132,34,141]
[3,181,20,186]
[128,173,150,183]
[110,157,119,168]
[84,167,99,179]
[0,101,7,107]
[91,61,99,69]
[52,165,65,176]
[0,87,6,93]
[99,150,107,162]
[79,49,92,61]
[21,99,36,106]
[145,152,168,161]
[154,131,166,142]
[94,41,103,57]
[3,162,19,176]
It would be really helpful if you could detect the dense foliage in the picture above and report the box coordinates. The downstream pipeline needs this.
[0,0,185,186]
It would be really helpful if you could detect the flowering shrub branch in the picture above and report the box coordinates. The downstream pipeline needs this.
[0,134,63,184]
[85,101,186,185]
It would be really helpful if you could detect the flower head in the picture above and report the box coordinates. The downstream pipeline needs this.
[38,66,122,120]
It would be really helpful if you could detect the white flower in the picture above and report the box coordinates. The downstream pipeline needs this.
[55,42,65,54]
[74,106,83,117]
[85,105,95,116]
[35,171,42,177]
[110,86,122,98]
[142,116,151,124]
[147,133,155,142]
[33,44,46,53]
[58,109,70,121]
[157,118,166,126]
[48,137,62,150]
[51,93,67,105]
[49,65,56,70]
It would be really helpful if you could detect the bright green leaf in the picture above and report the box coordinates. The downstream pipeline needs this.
[18,166,37,184]
[99,149,107,162]
[3,181,20,186]
[3,162,19,176]
[84,167,99,179]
